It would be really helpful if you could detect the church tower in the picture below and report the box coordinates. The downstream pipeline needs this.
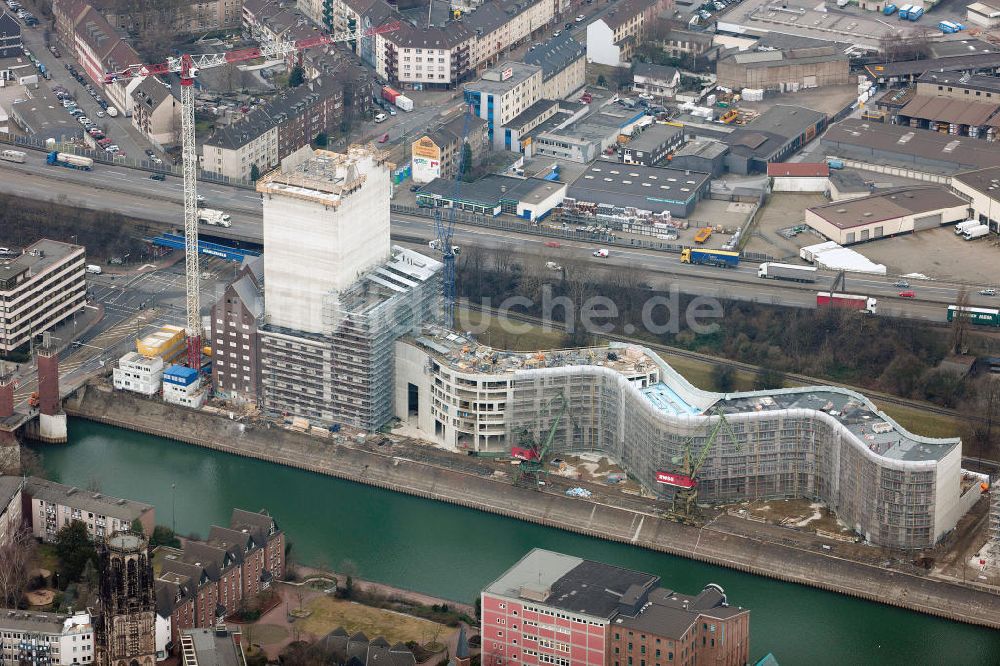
[96,532,157,666]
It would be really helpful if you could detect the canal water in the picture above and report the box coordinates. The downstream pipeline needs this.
[30,420,1000,665]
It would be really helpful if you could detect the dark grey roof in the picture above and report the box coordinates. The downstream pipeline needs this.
[0,476,21,508]
[386,22,472,48]
[917,71,1000,93]
[865,52,1000,78]
[503,99,558,131]
[953,166,1000,200]
[204,76,342,150]
[230,507,277,539]
[543,559,660,618]
[522,32,585,81]
[632,61,678,82]
[616,584,746,638]
[419,175,563,207]
[455,626,469,659]
[131,76,177,108]
[568,163,711,210]
[829,170,868,193]
[24,475,152,522]
[822,118,1000,172]
[0,11,20,36]
[674,137,729,159]
[741,104,826,140]
[627,124,682,153]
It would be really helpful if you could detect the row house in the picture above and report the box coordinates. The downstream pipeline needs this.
[21,475,155,543]
[52,0,141,111]
[202,75,343,180]
[94,0,243,35]
[586,0,665,67]
[155,509,285,649]
[466,0,554,73]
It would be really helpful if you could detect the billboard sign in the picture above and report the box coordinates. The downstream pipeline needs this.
[501,66,513,81]
[655,471,695,488]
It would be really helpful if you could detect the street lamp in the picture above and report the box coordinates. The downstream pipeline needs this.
[171,482,176,533]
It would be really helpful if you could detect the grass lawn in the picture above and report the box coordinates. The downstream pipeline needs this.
[456,306,566,351]
[877,402,962,439]
[34,544,58,573]
[297,596,449,646]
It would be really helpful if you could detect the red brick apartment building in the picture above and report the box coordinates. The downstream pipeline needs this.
[154,509,285,648]
[481,549,749,666]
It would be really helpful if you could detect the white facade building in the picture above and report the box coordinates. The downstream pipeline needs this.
[24,476,156,543]
[162,365,207,409]
[257,145,392,334]
[952,166,1000,234]
[113,352,165,396]
[0,610,94,666]
[0,240,86,353]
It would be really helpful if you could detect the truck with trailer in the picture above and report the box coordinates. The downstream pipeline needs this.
[817,292,877,314]
[382,86,401,105]
[955,220,979,235]
[947,305,1000,327]
[46,151,93,170]
[963,224,990,240]
[681,248,740,267]
[0,149,26,163]
[758,262,818,282]
[197,209,232,227]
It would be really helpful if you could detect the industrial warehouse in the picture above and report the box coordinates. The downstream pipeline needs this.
[394,327,984,550]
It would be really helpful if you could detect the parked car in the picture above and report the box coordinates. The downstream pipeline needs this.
[576,14,585,21]
[378,133,389,143]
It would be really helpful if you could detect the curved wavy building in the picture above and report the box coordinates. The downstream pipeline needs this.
[395,326,984,549]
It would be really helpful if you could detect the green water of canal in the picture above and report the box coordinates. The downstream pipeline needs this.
[29,420,1000,665]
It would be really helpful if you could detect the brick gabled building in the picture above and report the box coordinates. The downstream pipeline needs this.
[154,509,285,652]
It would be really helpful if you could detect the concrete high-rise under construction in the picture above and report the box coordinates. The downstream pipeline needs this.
[256,146,442,431]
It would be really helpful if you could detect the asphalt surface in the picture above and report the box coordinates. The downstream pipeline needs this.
[2,155,998,324]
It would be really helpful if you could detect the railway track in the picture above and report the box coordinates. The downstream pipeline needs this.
[461,302,988,426]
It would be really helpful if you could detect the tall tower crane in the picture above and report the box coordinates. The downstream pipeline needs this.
[103,22,400,369]
[432,105,473,328]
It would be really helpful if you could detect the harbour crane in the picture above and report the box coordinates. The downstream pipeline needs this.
[102,22,400,369]
[670,409,740,518]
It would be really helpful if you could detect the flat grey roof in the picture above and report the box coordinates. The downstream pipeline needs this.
[10,93,83,141]
[0,239,82,287]
[865,51,1000,78]
[917,71,1000,93]
[807,186,968,229]
[25,476,153,522]
[484,548,660,619]
[828,170,868,193]
[568,163,710,210]
[466,62,540,95]
[953,166,1000,202]
[626,124,682,153]
[713,390,957,462]
[0,610,80,634]
[822,119,1000,172]
[0,476,22,506]
[181,628,244,666]
[674,137,729,159]
[741,104,826,140]
[503,99,558,131]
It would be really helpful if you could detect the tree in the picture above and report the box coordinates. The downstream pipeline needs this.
[130,518,145,536]
[314,131,328,148]
[54,521,97,588]
[289,65,305,88]
[249,163,261,183]
[753,367,785,391]
[597,74,607,88]
[0,528,36,606]
[460,142,474,182]
[149,525,181,549]
[711,364,735,393]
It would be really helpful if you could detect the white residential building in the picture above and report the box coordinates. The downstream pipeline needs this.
[162,366,207,409]
[0,610,94,666]
[464,62,543,149]
[113,352,165,396]
[0,240,86,354]
[23,476,155,543]
[586,0,660,67]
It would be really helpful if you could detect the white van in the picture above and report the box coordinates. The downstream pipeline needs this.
[374,112,387,123]
[86,264,102,275]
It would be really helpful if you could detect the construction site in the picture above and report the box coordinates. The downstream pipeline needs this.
[393,325,988,551]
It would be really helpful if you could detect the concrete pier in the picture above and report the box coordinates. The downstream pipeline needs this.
[63,385,1000,630]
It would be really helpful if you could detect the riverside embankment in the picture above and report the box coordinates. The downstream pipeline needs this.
[63,385,1000,630]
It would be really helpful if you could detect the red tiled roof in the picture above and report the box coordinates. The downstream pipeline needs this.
[767,162,830,177]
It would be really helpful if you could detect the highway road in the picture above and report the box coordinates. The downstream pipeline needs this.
[2,156,998,324]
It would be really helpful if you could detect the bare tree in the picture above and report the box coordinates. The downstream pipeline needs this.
[951,287,970,354]
[0,527,37,607]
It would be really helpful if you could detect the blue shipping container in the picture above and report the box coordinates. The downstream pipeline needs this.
[163,365,198,386]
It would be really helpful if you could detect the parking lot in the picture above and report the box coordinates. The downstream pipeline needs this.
[743,192,828,261]
[858,226,1000,284]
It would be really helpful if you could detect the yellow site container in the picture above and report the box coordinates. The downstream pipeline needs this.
[136,324,186,362]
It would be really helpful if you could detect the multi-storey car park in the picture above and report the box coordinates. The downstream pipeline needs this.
[395,327,985,550]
